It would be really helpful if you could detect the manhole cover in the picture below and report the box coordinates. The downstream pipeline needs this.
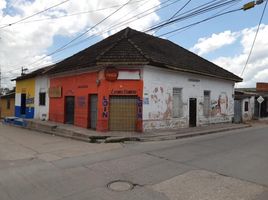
[107,180,134,192]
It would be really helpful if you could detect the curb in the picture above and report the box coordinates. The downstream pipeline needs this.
[3,120,251,143]
[140,124,251,142]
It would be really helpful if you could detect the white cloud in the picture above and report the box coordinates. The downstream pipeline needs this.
[0,0,160,88]
[190,30,239,56]
[212,24,268,88]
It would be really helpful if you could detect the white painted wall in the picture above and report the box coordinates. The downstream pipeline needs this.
[34,76,50,120]
[143,66,235,131]
[15,93,21,107]
[241,97,255,122]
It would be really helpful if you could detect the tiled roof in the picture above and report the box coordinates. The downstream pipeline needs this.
[12,65,55,81]
[0,92,15,99]
[36,28,243,82]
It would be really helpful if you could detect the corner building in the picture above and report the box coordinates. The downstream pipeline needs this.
[24,27,242,132]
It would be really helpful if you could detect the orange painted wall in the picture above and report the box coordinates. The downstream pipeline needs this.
[49,70,143,132]
[0,98,15,118]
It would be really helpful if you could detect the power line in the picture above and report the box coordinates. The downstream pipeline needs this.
[0,0,147,26]
[40,0,179,57]
[3,0,176,73]
[1,0,137,77]
[159,8,242,37]
[240,0,268,77]
[37,0,231,59]
[145,0,240,32]
[154,0,192,34]
[0,0,70,29]
[166,0,243,39]
[29,0,134,67]
[0,0,259,81]
[0,0,241,78]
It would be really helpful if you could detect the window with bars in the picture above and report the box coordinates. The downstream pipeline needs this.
[39,92,46,106]
[173,88,183,118]
[204,90,210,117]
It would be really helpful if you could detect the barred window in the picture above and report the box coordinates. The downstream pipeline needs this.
[39,92,46,106]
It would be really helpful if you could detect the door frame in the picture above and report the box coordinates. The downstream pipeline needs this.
[64,96,75,124]
[189,98,197,127]
[88,94,98,129]
[20,93,26,115]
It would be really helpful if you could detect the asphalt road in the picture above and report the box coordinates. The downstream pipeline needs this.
[0,123,268,200]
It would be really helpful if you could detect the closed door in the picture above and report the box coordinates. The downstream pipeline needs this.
[65,96,75,124]
[89,94,98,129]
[21,93,26,115]
[109,96,137,131]
[189,98,197,127]
[234,100,242,123]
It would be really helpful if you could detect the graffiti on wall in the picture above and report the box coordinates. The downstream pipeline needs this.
[137,97,143,119]
[77,96,86,108]
[102,96,108,118]
[147,86,173,120]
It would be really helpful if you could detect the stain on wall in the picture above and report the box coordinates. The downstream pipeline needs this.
[143,67,235,131]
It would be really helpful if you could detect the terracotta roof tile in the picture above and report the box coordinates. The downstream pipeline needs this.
[45,27,242,82]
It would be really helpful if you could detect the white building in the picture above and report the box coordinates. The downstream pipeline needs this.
[13,27,242,132]
[143,66,236,131]
[34,75,50,120]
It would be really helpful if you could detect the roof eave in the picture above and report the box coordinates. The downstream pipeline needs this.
[149,61,242,82]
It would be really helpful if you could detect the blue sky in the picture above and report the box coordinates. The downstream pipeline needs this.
[0,0,268,88]
[49,0,268,60]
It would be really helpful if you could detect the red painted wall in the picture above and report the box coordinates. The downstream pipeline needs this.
[49,70,143,132]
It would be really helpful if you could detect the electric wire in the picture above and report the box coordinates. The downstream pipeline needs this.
[0,0,257,82]
[2,0,178,75]
[166,0,243,38]
[240,0,268,77]
[159,8,242,37]
[0,0,70,29]
[0,0,147,26]
[154,0,192,34]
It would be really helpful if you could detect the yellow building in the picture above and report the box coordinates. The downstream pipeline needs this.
[0,92,15,118]
[15,78,35,118]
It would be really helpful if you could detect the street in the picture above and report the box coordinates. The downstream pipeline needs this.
[0,123,268,200]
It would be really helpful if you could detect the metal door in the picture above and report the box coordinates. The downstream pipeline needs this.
[65,96,75,124]
[89,94,98,129]
[234,100,242,123]
[21,93,26,115]
[109,96,137,131]
[189,98,197,127]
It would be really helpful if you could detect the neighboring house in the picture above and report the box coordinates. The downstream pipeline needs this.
[236,82,268,120]
[234,90,255,123]
[0,91,15,118]
[13,66,52,120]
[13,27,242,132]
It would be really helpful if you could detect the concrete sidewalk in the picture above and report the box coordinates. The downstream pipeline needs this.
[2,119,251,143]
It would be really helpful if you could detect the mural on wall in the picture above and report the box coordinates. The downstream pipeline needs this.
[211,92,229,116]
[146,86,173,120]
[102,96,108,118]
